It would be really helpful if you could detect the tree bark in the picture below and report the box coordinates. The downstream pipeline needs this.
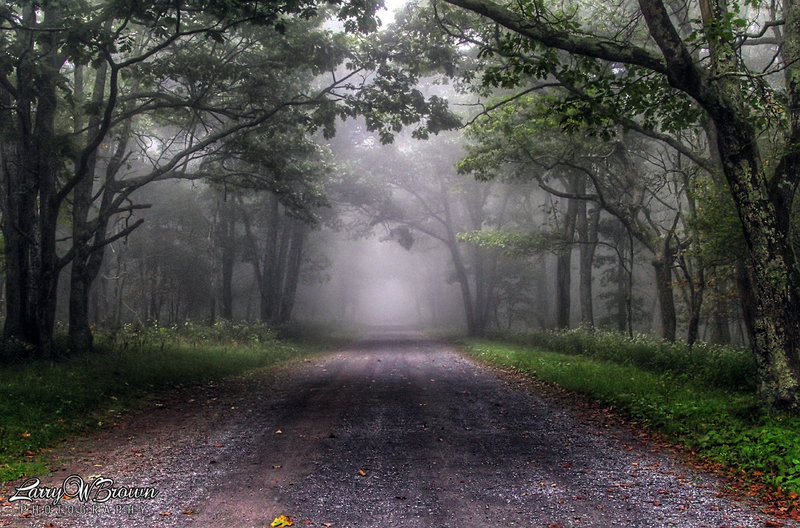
[652,258,676,342]
[218,193,237,319]
[1,4,66,357]
[555,176,580,329]
[278,220,307,324]
[576,202,599,327]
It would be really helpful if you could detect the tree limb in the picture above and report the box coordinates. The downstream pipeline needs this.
[439,0,668,74]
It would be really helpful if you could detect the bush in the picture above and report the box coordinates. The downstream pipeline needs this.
[487,328,757,393]
[98,320,278,351]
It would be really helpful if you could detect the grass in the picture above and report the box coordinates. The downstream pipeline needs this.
[0,321,326,483]
[461,330,800,497]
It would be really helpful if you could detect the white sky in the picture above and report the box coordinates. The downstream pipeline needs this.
[379,0,410,24]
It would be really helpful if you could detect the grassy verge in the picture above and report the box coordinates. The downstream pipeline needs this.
[462,330,800,497]
[0,321,328,483]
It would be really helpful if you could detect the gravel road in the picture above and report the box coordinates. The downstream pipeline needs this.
[0,331,794,527]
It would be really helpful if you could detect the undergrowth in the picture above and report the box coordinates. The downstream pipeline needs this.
[464,330,800,497]
[0,321,320,483]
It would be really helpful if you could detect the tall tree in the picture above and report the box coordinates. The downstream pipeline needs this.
[428,0,800,409]
[0,0,458,355]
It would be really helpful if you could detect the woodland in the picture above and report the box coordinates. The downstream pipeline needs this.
[2,0,800,414]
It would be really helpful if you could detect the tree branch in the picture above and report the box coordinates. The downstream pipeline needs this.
[439,0,668,74]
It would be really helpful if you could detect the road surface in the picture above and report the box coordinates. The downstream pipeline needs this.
[0,332,791,527]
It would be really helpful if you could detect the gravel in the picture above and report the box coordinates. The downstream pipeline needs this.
[0,333,793,528]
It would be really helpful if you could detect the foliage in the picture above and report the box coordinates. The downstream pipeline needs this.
[0,324,316,482]
[458,229,568,256]
[463,334,800,495]
[487,327,756,392]
[432,0,800,410]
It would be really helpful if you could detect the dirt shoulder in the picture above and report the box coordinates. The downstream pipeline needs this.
[0,335,793,527]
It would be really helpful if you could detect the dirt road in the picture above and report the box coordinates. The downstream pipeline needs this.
[0,332,792,527]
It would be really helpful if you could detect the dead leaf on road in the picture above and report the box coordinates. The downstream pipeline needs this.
[271,514,294,527]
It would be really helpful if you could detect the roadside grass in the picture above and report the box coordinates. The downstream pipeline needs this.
[0,321,326,483]
[462,330,800,497]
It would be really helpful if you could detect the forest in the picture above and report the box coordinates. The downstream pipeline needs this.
[1,0,800,415]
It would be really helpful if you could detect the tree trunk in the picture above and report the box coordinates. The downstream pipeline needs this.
[685,266,705,347]
[68,62,107,351]
[219,194,236,319]
[615,240,628,334]
[278,220,307,324]
[712,109,800,408]
[452,247,478,335]
[576,198,598,328]
[221,246,235,320]
[652,255,676,342]
[1,4,66,357]
[555,177,580,329]
[259,194,282,323]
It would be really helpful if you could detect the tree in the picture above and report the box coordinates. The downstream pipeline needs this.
[459,93,693,340]
[0,0,459,355]
[425,0,800,409]
[0,0,344,355]
[344,127,505,336]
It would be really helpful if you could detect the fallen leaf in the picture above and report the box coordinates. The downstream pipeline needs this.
[271,514,294,527]
[182,509,197,515]
[159,512,172,516]
[275,430,283,434]
[20,432,31,438]
[357,469,367,477]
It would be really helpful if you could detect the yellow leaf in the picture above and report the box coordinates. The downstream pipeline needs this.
[357,469,367,477]
[271,514,294,527]
[20,432,31,438]
[275,430,283,434]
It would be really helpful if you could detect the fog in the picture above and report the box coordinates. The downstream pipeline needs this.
[293,233,464,330]
[10,0,760,355]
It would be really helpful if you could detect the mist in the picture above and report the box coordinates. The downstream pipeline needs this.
[2,0,765,358]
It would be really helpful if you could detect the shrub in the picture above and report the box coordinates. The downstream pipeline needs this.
[487,328,756,393]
